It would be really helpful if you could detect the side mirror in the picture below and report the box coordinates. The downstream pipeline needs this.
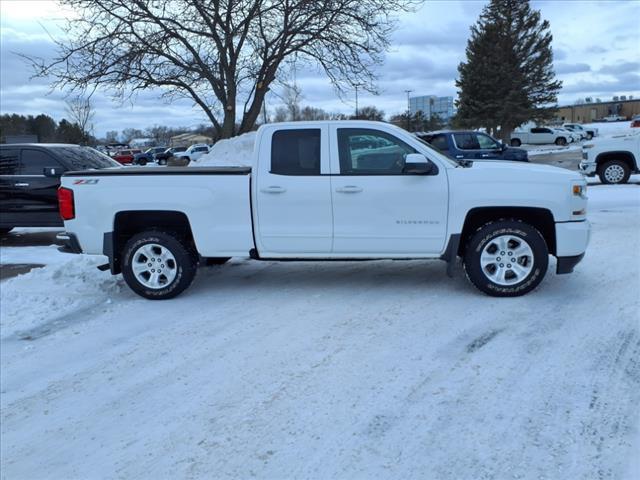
[44,166,65,177]
[403,153,434,175]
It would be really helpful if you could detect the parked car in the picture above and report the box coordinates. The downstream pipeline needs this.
[155,147,187,165]
[563,123,598,140]
[630,115,640,128]
[416,130,528,162]
[580,133,640,184]
[176,144,210,162]
[112,149,142,164]
[133,146,168,165]
[553,128,579,143]
[57,120,589,299]
[602,114,626,122]
[0,144,120,234]
[510,127,570,146]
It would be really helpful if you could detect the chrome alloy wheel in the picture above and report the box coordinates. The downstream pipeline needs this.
[480,235,534,286]
[603,164,625,183]
[131,243,177,289]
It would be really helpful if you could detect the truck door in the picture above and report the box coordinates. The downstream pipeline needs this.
[0,148,21,227]
[255,126,333,254]
[16,148,65,227]
[475,133,502,159]
[329,127,448,255]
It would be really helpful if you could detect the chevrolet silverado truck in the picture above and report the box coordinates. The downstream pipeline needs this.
[580,133,640,184]
[57,121,590,299]
[510,127,570,146]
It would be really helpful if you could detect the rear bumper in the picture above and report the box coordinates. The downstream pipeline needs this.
[56,232,83,254]
[555,220,590,273]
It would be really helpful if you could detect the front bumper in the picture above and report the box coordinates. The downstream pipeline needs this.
[579,160,597,176]
[56,232,83,254]
[555,220,590,273]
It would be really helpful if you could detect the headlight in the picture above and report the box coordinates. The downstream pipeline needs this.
[573,184,587,197]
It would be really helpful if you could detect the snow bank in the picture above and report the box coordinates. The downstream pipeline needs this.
[192,131,256,167]
[0,256,121,339]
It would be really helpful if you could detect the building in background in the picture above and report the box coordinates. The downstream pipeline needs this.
[169,132,213,147]
[556,98,640,123]
[409,95,455,121]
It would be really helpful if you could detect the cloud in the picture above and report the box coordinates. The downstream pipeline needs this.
[598,62,640,76]
[555,63,592,74]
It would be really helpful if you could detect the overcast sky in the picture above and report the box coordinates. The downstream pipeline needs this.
[1,0,639,137]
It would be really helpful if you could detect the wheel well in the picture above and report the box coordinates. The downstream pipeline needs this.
[595,151,636,172]
[458,207,556,256]
[108,211,196,273]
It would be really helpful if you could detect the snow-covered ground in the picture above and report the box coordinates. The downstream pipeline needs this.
[1,185,639,480]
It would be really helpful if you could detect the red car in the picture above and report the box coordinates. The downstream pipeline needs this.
[631,115,640,128]
[112,149,142,164]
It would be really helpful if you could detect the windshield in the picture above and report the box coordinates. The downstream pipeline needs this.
[57,146,121,170]
[413,135,461,167]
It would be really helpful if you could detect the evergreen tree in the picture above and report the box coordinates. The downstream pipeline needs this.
[455,0,561,139]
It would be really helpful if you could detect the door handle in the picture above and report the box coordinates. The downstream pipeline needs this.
[261,186,286,194]
[481,154,489,158]
[335,186,363,193]
[14,183,30,187]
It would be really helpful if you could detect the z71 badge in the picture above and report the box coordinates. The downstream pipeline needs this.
[73,179,99,185]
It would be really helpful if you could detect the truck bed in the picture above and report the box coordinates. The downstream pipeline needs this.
[65,166,252,176]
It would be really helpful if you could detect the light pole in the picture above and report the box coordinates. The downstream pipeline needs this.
[354,83,363,119]
[404,89,413,130]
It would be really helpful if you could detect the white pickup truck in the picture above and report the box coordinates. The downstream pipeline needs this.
[580,133,640,184]
[510,127,571,146]
[57,121,590,299]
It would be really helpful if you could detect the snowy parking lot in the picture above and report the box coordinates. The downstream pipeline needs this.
[1,184,639,479]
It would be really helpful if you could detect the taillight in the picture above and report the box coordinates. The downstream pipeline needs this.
[58,187,75,220]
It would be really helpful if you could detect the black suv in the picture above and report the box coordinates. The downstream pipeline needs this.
[0,144,119,234]
[416,130,529,162]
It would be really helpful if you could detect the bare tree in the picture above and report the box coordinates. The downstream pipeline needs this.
[65,95,95,140]
[28,0,420,139]
[282,83,303,121]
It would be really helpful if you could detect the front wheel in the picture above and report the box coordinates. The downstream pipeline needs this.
[122,230,198,299]
[510,139,521,147]
[598,160,630,185]
[586,133,593,140]
[555,137,567,146]
[463,220,549,297]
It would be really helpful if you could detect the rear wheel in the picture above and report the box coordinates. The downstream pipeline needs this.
[510,139,521,147]
[463,220,549,297]
[122,230,198,299]
[555,137,567,146]
[598,160,630,185]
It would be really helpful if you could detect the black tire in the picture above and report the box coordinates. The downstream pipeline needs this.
[555,137,567,146]
[510,139,521,147]
[463,220,549,297]
[138,158,147,166]
[597,160,631,185]
[204,257,231,266]
[0,227,13,236]
[122,230,198,300]
[586,133,593,140]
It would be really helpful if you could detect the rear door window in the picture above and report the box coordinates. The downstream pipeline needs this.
[453,133,480,150]
[20,149,63,175]
[0,148,20,175]
[271,129,321,175]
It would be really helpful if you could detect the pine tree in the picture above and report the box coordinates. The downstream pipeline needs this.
[455,0,561,139]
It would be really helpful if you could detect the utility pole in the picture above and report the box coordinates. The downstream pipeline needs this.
[354,84,361,119]
[404,89,413,130]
